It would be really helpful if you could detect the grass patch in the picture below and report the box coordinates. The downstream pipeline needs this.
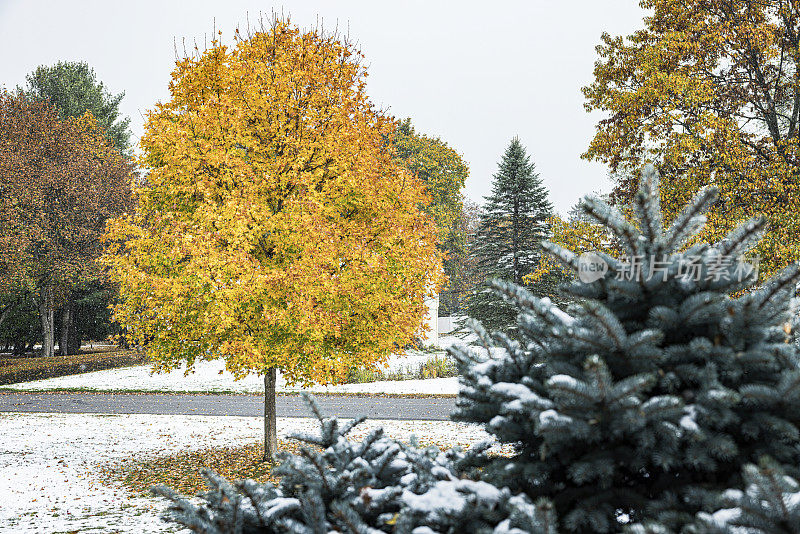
[101,440,307,496]
[0,350,147,385]
[346,354,458,384]
[103,438,511,500]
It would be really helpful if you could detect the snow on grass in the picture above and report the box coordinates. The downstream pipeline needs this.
[3,352,461,395]
[0,411,496,533]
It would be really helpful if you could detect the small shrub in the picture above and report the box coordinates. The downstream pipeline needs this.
[345,354,458,383]
[419,354,457,379]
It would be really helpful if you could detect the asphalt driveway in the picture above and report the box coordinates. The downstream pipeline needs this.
[0,391,456,420]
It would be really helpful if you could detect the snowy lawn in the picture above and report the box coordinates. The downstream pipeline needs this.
[1,359,459,395]
[0,411,497,533]
[1,338,474,396]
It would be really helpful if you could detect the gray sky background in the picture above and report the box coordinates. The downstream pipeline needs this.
[0,1,646,215]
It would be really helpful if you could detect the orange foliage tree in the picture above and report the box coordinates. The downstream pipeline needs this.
[0,92,133,357]
[103,20,443,461]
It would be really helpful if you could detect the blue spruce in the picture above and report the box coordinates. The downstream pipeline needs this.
[152,395,557,533]
[451,165,800,531]
[691,458,800,533]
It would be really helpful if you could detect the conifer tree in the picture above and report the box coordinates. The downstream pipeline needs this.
[19,61,131,152]
[452,165,800,531]
[464,137,555,332]
[691,458,800,534]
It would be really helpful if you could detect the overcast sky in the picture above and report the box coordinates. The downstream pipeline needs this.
[0,0,646,215]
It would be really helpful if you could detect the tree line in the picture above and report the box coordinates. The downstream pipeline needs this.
[0,63,134,357]
[0,20,537,458]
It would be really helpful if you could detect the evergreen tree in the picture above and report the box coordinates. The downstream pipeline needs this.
[18,61,131,152]
[464,138,555,332]
[452,165,800,531]
[154,395,557,534]
[691,458,800,534]
[0,292,39,355]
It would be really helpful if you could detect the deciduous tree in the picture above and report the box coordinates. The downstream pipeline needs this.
[392,118,468,239]
[583,0,800,279]
[16,61,134,354]
[440,200,482,316]
[525,206,619,287]
[392,119,470,316]
[103,19,443,462]
[0,92,134,357]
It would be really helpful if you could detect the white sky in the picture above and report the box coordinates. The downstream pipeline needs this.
[0,0,645,215]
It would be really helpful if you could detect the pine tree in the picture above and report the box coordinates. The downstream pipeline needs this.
[19,61,132,152]
[464,138,555,333]
[452,165,800,531]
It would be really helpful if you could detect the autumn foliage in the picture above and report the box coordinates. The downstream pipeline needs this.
[392,118,469,241]
[392,118,470,314]
[525,214,618,286]
[583,0,800,279]
[0,92,133,357]
[103,21,443,387]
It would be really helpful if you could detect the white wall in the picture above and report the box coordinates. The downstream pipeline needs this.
[438,316,457,335]
[421,294,439,345]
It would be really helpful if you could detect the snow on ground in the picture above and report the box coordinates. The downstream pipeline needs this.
[3,340,475,395]
[306,376,460,395]
[0,412,496,533]
[3,358,460,395]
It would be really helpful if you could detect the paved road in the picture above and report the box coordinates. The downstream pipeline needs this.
[0,392,456,420]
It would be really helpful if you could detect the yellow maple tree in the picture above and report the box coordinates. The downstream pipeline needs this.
[103,19,442,460]
[525,214,618,285]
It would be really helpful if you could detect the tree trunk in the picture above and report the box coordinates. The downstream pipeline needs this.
[37,285,55,358]
[0,304,11,332]
[263,368,278,463]
[60,302,73,356]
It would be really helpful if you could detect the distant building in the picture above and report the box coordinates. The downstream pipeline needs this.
[421,294,439,346]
